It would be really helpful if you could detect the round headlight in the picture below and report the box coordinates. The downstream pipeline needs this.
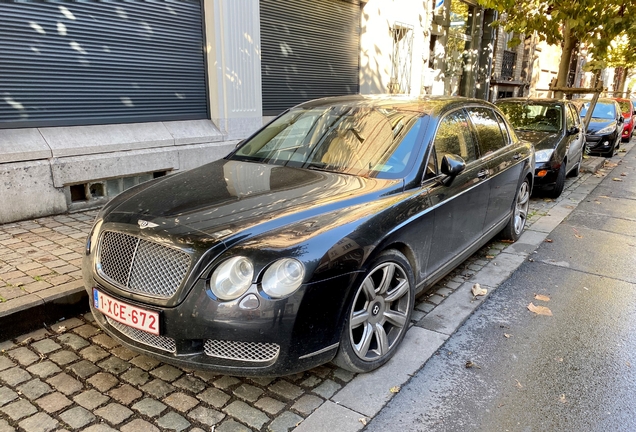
[262,259,305,298]
[210,256,254,301]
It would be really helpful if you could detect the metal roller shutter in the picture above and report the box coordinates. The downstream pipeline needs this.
[0,1,207,128]
[260,0,360,115]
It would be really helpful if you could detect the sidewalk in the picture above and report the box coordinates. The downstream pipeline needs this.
[0,150,616,431]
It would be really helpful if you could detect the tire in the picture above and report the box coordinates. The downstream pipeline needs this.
[500,177,530,242]
[547,161,566,198]
[332,250,414,373]
[570,150,582,177]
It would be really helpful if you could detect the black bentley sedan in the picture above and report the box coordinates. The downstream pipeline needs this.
[496,98,584,198]
[83,96,534,376]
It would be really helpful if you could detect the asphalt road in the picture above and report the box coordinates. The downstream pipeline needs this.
[366,149,636,432]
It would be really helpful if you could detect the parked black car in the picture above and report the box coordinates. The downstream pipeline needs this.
[83,96,534,376]
[578,98,624,157]
[496,98,584,197]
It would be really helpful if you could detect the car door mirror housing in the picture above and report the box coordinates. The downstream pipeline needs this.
[567,126,579,135]
[441,154,466,177]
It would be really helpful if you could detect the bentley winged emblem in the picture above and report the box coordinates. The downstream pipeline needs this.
[138,219,159,229]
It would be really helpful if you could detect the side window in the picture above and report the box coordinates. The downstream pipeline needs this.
[466,107,506,156]
[565,105,576,129]
[424,147,437,180]
[494,111,511,145]
[433,110,477,170]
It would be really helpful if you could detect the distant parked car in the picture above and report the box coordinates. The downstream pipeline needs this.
[83,95,534,376]
[496,98,584,198]
[578,98,623,157]
[614,98,635,142]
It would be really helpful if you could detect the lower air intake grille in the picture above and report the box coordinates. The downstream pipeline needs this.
[106,317,176,353]
[204,339,280,362]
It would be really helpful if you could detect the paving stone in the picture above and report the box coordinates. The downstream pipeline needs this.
[47,350,78,366]
[57,333,89,350]
[67,360,99,378]
[0,418,13,432]
[213,375,240,389]
[411,310,426,321]
[87,372,119,392]
[129,355,160,371]
[79,345,109,363]
[310,365,332,378]
[197,388,231,408]
[150,365,183,382]
[141,379,175,399]
[108,384,143,404]
[215,419,251,432]
[17,411,58,432]
[156,411,190,432]
[6,347,39,366]
[95,402,133,425]
[0,387,18,406]
[46,372,82,395]
[299,375,321,388]
[92,333,119,349]
[110,346,137,361]
[187,406,225,427]
[30,340,61,355]
[163,392,199,412]
[73,389,110,410]
[332,368,355,383]
[269,411,304,432]
[0,367,32,386]
[98,356,131,375]
[291,394,324,416]
[312,379,341,399]
[121,367,150,386]
[120,418,160,432]
[17,379,53,400]
[254,397,286,415]
[1,399,37,420]
[223,401,269,430]
[0,357,15,372]
[26,361,61,379]
[269,380,303,401]
[35,391,72,413]
[232,384,264,403]
[59,406,95,429]
[249,376,274,387]
[132,398,167,418]
[173,375,206,393]
[192,370,218,382]
[73,324,100,339]
[415,302,435,313]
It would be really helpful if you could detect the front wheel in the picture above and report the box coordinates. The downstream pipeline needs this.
[500,178,530,242]
[547,162,566,198]
[332,250,414,373]
[570,150,582,177]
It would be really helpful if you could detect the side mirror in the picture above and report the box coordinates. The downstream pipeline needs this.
[441,154,466,178]
[567,126,579,135]
[618,117,624,124]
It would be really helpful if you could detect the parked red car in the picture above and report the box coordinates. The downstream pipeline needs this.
[614,98,635,142]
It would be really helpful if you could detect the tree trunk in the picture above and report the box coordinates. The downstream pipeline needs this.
[616,68,629,97]
[554,23,577,99]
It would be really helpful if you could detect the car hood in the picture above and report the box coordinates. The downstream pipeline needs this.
[514,130,561,151]
[103,159,402,244]
[586,118,615,134]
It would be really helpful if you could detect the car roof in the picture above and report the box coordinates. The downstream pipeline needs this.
[495,98,566,104]
[293,94,498,117]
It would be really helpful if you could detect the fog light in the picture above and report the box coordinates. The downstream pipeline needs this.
[537,170,548,177]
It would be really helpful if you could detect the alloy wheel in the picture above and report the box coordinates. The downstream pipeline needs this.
[348,262,411,361]
[514,181,530,235]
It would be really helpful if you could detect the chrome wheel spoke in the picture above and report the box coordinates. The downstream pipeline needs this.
[374,323,389,356]
[384,278,409,303]
[354,323,374,357]
[362,278,376,302]
[377,264,395,295]
[351,310,370,328]
[383,309,407,328]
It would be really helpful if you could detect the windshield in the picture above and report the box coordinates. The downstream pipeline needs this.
[497,102,562,133]
[617,100,632,114]
[229,106,423,178]
[579,102,616,119]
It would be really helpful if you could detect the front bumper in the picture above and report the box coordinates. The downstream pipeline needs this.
[584,133,617,154]
[84,270,357,376]
[533,162,559,187]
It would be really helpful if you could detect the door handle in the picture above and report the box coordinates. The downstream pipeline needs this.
[477,169,489,179]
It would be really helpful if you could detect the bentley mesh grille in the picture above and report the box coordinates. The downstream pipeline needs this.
[97,231,191,298]
[106,317,176,353]
[204,339,280,362]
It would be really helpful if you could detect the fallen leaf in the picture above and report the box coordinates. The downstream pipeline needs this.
[359,418,368,426]
[515,379,523,388]
[565,205,574,209]
[543,198,554,202]
[575,234,583,239]
[626,361,631,368]
[465,361,480,369]
[534,294,550,302]
[471,283,487,297]
[598,195,610,199]
[528,302,553,316]
[501,239,514,243]
[56,326,66,333]
[389,386,400,393]
[613,178,623,182]
[545,239,553,243]
[559,394,567,404]
[504,333,511,338]
[556,358,563,362]
[621,172,627,176]
[528,258,534,262]
[486,255,495,259]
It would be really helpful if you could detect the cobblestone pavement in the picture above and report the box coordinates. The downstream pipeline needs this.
[0,157,614,432]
